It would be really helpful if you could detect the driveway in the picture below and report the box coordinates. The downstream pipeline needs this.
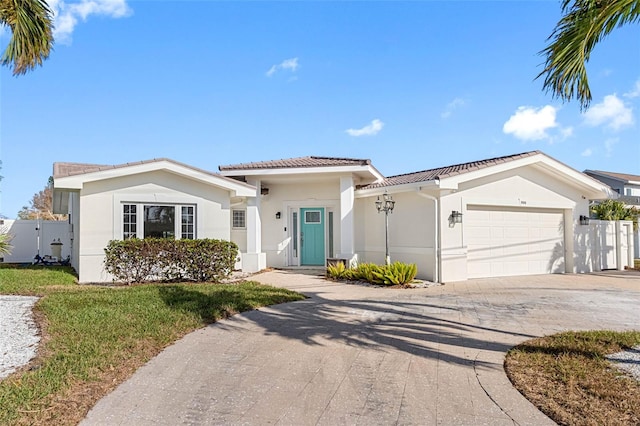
[82,271,640,425]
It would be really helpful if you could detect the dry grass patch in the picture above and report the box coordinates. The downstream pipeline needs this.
[505,330,640,426]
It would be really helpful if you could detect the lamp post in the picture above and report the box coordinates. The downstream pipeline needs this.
[375,193,395,265]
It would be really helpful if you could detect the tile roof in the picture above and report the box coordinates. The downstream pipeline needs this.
[359,151,542,189]
[219,156,371,171]
[584,170,640,183]
[53,158,248,186]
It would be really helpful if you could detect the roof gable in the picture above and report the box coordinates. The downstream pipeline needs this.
[53,158,255,197]
[357,150,612,199]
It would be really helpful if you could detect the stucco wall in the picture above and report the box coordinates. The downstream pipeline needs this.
[76,171,232,283]
[355,166,599,283]
[438,168,592,282]
[355,192,437,281]
[256,180,341,268]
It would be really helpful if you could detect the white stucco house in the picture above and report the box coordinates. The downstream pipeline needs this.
[53,150,618,283]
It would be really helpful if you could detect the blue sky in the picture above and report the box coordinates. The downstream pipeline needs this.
[1,0,639,218]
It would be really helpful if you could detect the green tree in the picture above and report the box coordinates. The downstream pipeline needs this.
[538,0,640,110]
[0,0,54,75]
[18,176,67,220]
[591,199,638,229]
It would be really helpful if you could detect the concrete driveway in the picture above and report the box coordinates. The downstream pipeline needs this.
[82,270,640,425]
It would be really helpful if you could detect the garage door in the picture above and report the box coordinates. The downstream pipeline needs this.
[466,206,565,278]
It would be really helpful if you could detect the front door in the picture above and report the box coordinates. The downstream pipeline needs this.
[300,208,325,266]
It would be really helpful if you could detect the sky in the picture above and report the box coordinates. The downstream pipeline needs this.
[1,0,639,218]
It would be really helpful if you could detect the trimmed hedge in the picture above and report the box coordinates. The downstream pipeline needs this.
[104,238,239,284]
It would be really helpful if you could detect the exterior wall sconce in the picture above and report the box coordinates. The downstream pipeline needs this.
[260,186,269,195]
[275,212,281,219]
[579,215,590,225]
[375,193,396,265]
[451,210,463,224]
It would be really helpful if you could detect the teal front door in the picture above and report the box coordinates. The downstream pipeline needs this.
[300,208,325,266]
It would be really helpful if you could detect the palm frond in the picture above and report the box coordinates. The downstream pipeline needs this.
[0,0,54,75]
[537,0,640,110]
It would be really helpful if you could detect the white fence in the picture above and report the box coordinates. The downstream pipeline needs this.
[0,220,73,263]
[574,219,635,272]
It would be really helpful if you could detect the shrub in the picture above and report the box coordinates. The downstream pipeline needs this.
[104,238,238,284]
[326,261,418,286]
[380,261,417,285]
[326,261,347,280]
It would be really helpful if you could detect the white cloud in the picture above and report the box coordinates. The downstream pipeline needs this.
[624,79,640,99]
[441,97,467,119]
[581,148,593,157]
[50,0,132,44]
[502,105,559,141]
[559,126,574,139]
[604,137,619,157]
[583,94,634,131]
[266,57,299,77]
[346,119,384,137]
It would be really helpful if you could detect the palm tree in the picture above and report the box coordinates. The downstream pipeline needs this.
[538,0,640,110]
[0,232,12,255]
[0,0,54,75]
[591,199,639,229]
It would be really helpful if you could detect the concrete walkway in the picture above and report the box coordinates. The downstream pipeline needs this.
[82,270,640,425]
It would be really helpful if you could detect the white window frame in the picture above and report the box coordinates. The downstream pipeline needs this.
[232,209,246,230]
[121,203,196,240]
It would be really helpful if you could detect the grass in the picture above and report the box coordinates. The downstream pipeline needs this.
[505,330,640,426]
[0,265,305,425]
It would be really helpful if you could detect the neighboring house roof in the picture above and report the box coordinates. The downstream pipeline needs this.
[360,151,542,189]
[583,170,640,185]
[219,156,372,171]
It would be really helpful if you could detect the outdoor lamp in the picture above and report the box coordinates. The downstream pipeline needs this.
[451,210,463,224]
[375,193,395,265]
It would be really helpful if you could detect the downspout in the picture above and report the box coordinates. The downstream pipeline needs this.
[417,191,440,283]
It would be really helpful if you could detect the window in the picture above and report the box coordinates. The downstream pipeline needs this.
[123,204,137,239]
[181,206,194,239]
[626,188,632,196]
[292,211,298,258]
[122,203,195,239]
[305,210,321,224]
[232,209,246,229]
[328,211,334,258]
[144,205,175,238]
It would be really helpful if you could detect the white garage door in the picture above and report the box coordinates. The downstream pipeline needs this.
[466,206,565,278]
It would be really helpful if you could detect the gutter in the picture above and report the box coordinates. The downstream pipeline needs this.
[416,190,440,284]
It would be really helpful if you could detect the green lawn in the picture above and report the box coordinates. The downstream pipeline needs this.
[0,265,305,425]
